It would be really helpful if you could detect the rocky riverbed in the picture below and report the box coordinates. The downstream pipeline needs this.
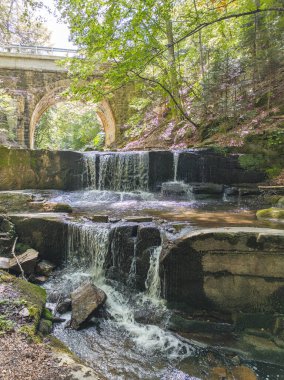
[0,147,283,379]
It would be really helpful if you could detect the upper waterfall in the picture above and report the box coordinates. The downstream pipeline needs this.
[84,151,149,192]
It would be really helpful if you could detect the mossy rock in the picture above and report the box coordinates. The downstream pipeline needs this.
[38,319,52,335]
[0,316,14,334]
[256,208,284,221]
[0,271,46,338]
[278,197,284,209]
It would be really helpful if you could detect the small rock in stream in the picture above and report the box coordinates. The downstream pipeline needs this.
[36,260,56,276]
[57,298,72,314]
[70,281,106,329]
[91,215,109,223]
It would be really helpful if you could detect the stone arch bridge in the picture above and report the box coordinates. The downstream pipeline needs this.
[0,46,132,148]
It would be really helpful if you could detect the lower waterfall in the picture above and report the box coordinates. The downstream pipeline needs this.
[58,221,194,361]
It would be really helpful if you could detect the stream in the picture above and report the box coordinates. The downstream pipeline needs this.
[5,150,284,379]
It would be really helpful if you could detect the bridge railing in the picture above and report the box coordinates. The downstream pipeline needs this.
[0,45,78,57]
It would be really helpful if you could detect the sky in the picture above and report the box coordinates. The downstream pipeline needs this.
[40,0,75,49]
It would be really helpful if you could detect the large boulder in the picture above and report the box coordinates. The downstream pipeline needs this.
[70,281,106,329]
[10,214,67,265]
[161,227,284,314]
[9,248,39,275]
[35,260,56,276]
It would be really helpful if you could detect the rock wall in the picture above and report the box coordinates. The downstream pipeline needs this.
[11,215,68,265]
[11,215,162,288]
[0,146,86,190]
[161,227,284,314]
[0,146,266,192]
[176,150,265,184]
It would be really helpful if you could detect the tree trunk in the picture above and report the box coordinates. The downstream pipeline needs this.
[166,19,181,120]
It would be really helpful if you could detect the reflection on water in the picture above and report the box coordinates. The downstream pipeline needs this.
[43,189,284,230]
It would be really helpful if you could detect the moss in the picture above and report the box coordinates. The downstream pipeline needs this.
[0,316,14,334]
[278,197,284,208]
[238,154,267,171]
[52,203,73,213]
[256,208,284,221]
[42,308,53,321]
[47,336,82,361]
[0,272,12,282]
[13,277,46,309]
[16,242,32,254]
[38,319,52,335]
[0,146,9,167]
[18,325,41,343]
[266,166,282,179]
[0,271,46,333]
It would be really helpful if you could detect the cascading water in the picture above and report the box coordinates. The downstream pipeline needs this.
[84,151,149,192]
[145,246,162,301]
[67,222,110,278]
[60,221,194,362]
[173,151,180,182]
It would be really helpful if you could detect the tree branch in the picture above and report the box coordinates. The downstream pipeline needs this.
[11,237,27,281]
[129,69,198,128]
[135,7,284,75]
[171,8,284,47]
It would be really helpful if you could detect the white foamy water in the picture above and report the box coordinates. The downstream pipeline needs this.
[84,151,150,192]
[145,246,162,301]
[64,221,193,360]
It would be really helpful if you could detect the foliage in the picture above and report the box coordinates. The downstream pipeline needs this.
[57,0,284,132]
[0,316,14,334]
[0,89,17,142]
[267,130,284,149]
[0,0,51,45]
[238,154,267,171]
[35,102,104,150]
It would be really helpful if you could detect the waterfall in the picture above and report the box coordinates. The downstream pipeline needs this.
[60,222,193,360]
[173,151,179,182]
[67,222,110,279]
[84,151,149,192]
[84,153,97,188]
[145,246,162,301]
[127,239,137,287]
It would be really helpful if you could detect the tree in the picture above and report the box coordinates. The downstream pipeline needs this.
[35,102,104,150]
[0,89,17,144]
[0,0,51,45]
[57,0,284,129]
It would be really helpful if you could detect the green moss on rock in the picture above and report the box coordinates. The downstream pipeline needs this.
[278,197,284,209]
[38,319,52,335]
[0,271,46,335]
[0,316,14,334]
[256,208,284,221]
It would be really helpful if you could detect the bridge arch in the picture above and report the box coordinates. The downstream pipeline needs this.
[0,46,133,149]
[29,80,117,149]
